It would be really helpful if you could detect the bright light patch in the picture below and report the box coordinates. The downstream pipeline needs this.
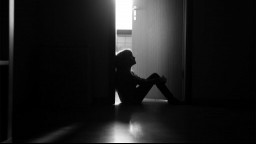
[116,0,133,30]
[106,122,135,143]
[129,121,144,138]
[115,91,121,105]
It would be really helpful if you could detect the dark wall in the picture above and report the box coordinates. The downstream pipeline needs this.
[13,0,115,142]
[187,0,255,106]
[0,66,8,142]
[0,0,9,61]
[0,0,9,142]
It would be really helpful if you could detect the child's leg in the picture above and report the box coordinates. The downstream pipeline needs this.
[149,73,179,103]
[134,83,154,103]
[134,73,159,103]
[134,73,180,104]
[155,82,176,101]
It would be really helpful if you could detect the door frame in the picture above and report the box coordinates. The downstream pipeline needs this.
[182,0,188,103]
[8,0,14,141]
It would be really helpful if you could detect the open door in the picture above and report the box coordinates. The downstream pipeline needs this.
[132,0,186,101]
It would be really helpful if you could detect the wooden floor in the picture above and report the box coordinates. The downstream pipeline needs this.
[26,99,255,143]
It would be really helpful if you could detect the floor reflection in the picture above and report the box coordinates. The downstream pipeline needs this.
[104,120,145,143]
[109,102,178,143]
[129,120,143,138]
[108,122,135,143]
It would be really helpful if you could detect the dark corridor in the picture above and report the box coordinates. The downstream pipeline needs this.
[0,0,255,143]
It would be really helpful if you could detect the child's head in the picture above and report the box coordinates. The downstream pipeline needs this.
[116,49,136,70]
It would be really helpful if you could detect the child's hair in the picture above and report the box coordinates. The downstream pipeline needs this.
[115,48,133,69]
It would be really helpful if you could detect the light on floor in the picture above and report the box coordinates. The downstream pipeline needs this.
[115,92,121,105]
[129,121,143,138]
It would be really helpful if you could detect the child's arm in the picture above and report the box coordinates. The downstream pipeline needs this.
[131,72,148,84]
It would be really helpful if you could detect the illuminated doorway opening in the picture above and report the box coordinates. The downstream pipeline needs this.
[115,0,133,52]
[115,0,133,105]
[115,0,133,31]
[114,0,187,105]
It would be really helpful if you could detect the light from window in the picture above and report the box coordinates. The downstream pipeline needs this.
[115,0,133,30]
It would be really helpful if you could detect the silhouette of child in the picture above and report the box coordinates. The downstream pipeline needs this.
[115,49,181,105]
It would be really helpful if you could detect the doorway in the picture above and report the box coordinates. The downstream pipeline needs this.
[115,0,133,105]
[115,0,186,104]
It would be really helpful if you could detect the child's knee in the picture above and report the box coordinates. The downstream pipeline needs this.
[148,73,161,80]
[152,73,160,78]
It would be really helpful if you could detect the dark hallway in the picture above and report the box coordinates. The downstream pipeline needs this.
[0,0,255,143]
